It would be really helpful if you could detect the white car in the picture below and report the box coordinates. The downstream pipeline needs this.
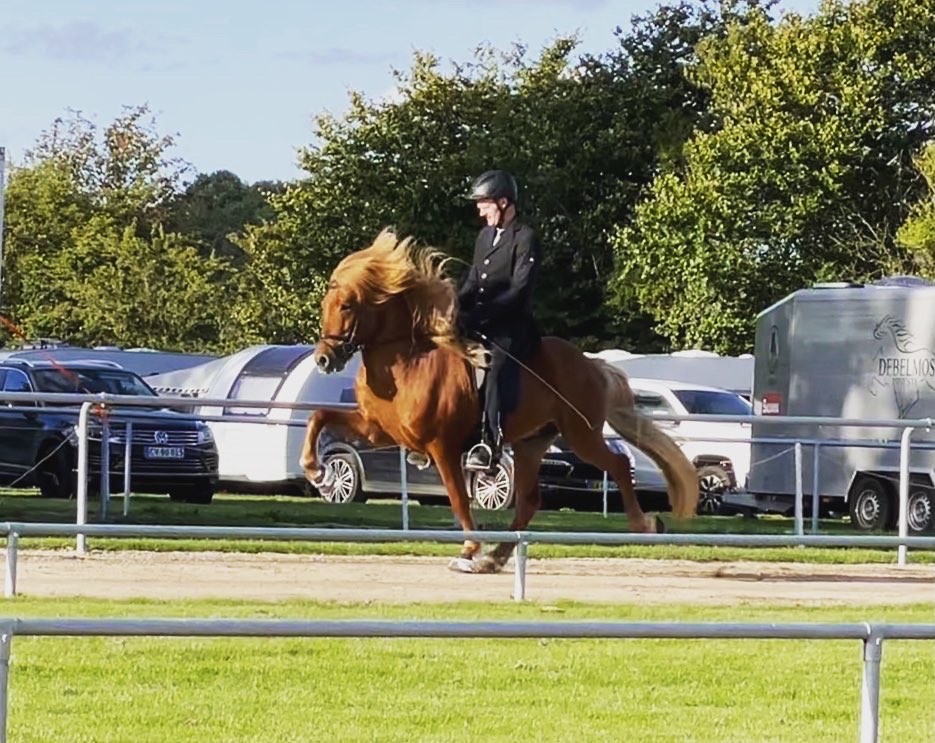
[625,377,753,514]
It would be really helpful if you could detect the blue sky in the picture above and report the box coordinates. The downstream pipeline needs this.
[1,0,819,184]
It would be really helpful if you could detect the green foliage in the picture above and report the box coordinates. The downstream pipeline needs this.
[1,106,235,351]
[234,12,719,348]
[897,143,935,268]
[166,170,281,263]
[612,0,935,353]
[8,2,935,356]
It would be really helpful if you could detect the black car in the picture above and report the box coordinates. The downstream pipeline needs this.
[0,359,219,503]
[317,427,669,513]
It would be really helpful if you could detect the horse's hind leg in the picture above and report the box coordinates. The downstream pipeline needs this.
[476,431,556,574]
[562,424,660,533]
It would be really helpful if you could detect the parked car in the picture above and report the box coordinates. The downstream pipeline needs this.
[626,377,752,514]
[317,431,671,513]
[538,436,672,512]
[0,359,220,503]
[315,376,751,515]
[317,429,512,509]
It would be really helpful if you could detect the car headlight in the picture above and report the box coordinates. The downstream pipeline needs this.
[196,422,214,444]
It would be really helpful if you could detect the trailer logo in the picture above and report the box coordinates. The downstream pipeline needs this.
[870,315,935,417]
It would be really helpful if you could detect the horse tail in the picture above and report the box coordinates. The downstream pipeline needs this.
[595,360,699,520]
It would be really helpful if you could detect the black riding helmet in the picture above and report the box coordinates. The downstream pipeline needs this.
[468,170,518,204]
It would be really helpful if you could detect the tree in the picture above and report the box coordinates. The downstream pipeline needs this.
[233,3,732,349]
[1,106,235,351]
[60,219,233,350]
[611,0,935,353]
[167,170,282,263]
[897,144,935,270]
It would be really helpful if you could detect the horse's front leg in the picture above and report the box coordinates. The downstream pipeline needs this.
[429,442,481,573]
[300,409,388,494]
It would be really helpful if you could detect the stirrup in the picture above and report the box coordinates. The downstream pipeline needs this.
[464,442,494,472]
[406,451,431,470]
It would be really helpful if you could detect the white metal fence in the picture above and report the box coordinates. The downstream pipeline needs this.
[0,617,932,743]
[2,390,935,563]
[4,522,935,601]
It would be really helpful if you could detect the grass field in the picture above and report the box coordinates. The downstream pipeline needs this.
[2,489,933,565]
[2,597,933,742]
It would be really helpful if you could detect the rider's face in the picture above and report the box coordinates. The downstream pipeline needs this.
[475,198,508,227]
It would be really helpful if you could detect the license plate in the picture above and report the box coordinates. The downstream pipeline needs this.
[144,446,185,459]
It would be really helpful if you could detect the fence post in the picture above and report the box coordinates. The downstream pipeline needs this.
[3,534,16,599]
[75,402,92,556]
[859,630,883,743]
[512,537,527,602]
[810,443,821,534]
[122,422,132,518]
[794,443,804,537]
[897,427,913,566]
[99,416,111,521]
[602,470,608,518]
[0,624,11,743]
[399,448,409,531]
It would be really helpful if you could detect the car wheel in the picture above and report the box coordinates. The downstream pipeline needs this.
[696,465,729,516]
[907,487,934,534]
[848,476,892,531]
[168,486,214,505]
[470,462,513,511]
[37,446,74,499]
[320,453,362,504]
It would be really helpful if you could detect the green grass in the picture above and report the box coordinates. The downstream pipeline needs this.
[2,489,933,564]
[2,597,934,742]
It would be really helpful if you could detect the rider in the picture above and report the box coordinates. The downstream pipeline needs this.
[456,169,542,472]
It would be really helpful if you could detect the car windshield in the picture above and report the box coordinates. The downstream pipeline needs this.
[32,368,158,397]
[673,389,751,416]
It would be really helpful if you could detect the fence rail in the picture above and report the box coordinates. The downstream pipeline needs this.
[0,618,932,743]
[1,390,935,560]
[4,522,935,602]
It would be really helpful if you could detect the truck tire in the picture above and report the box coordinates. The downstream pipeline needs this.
[848,476,892,531]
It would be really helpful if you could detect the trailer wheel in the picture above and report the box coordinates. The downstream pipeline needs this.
[907,486,934,534]
[848,476,892,531]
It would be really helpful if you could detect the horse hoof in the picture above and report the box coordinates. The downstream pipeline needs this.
[474,556,501,574]
[448,557,477,573]
[655,515,667,534]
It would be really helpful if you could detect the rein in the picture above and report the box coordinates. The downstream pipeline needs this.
[475,331,600,431]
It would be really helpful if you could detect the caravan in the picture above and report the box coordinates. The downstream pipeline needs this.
[149,345,351,491]
[744,279,935,533]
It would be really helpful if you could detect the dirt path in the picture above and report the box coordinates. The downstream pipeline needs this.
[4,550,934,605]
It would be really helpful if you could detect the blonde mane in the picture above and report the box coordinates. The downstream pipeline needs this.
[332,228,485,365]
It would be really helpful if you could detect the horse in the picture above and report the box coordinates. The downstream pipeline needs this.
[300,228,699,573]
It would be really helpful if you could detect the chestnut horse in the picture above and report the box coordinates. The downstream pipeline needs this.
[300,229,698,573]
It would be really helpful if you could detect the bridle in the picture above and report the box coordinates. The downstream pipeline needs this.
[321,317,359,362]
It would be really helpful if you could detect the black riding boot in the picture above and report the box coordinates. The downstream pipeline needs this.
[466,342,507,472]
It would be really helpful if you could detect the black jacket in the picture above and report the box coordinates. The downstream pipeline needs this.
[457,220,541,347]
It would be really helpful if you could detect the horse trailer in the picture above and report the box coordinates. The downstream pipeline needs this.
[740,278,935,532]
